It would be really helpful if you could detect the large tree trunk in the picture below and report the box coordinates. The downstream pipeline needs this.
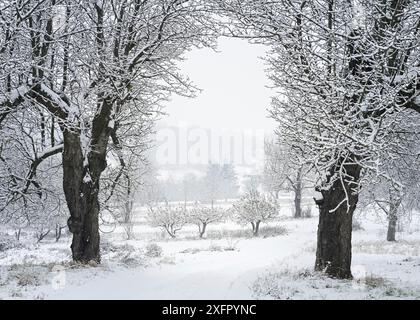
[314,162,361,279]
[63,130,101,263]
[199,222,207,238]
[63,96,111,263]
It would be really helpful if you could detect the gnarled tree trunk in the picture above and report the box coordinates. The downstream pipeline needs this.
[63,97,112,263]
[314,161,361,279]
[63,130,101,263]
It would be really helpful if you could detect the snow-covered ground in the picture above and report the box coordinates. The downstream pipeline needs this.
[1,203,420,300]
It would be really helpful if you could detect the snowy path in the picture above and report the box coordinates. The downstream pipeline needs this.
[41,219,317,299]
[3,215,419,299]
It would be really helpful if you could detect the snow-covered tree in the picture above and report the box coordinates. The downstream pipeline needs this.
[147,203,186,238]
[232,190,279,236]
[187,203,226,238]
[216,0,420,278]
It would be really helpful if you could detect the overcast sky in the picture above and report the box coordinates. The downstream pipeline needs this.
[159,37,277,132]
[155,37,277,176]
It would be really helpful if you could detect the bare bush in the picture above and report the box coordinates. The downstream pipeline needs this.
[147,204,186,238]
[145,243,163,258]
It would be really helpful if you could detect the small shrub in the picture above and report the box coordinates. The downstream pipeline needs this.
[208,244,223,252]
[180,247,201,254]
[120,254,140,267]
[10,268,43,287]
[159,256,176,265]
[145,243,163,258]
[206,228,252,240]
[17,273,40,286]
[0,233,24,251]
[363,275,387,288]
[259,225,288,238]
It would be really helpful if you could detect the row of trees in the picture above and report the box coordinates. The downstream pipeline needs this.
[147,190,279,238]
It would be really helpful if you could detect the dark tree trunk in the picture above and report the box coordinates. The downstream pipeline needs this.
[253,220,261,236]
[63,131,100,263]
[164,226,176,238]
[386,196,400,241]
[387,214,397,242]
[199,222,207,238]
[63,103,111,263]
[314,162,361,279]
[294,167,303,218]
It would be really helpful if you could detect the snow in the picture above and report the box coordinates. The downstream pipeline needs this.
[1,202,420,300]
[83,172,92,183]
[36,144,64,159]
[40,84,70,112]
[0,85,28,105]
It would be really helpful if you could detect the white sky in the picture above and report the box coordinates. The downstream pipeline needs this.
[159,37,276,132]
[154,37,277,178]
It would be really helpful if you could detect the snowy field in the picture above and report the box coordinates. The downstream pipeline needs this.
[1,199,420,300]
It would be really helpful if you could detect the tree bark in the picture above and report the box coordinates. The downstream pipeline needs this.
[386,195,401,241]
[314,162,361,279]
[253,220,261,236]
[62,106,111,263]
[63,131,100,263]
